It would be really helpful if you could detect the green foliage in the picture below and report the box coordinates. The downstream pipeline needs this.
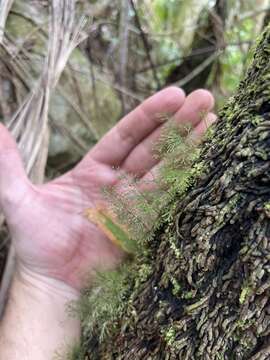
[66,343,85,360]
[264,202,270,211]
[168,233,181,258]
[156,121,200,197]
[239,284,252,305]
[75,264,133,343]
[216,16,259,106]
[86,207,138,254]
[142,0,201,82]
[171,277,181,296]
[163,326,176,347]
[153,0,185,29]
[102,212,135,252]
[183,291,195,300]
[103,182,157,246]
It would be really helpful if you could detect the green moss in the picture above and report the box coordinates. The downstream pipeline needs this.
[66,343,85,360]
[182,291,195,300]
[239,284,252,305]
[264,202,270,211]
[163,326,176,347]
[216,355,225,360]
[168,234,181,259]
[171,277,181,296]
[237,148,253,158]
[251,115,263,126]
[236,318,255,331]
[190,161,205,178]
[137,264,152,284]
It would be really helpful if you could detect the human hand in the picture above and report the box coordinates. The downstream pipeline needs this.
[0,87,215,292]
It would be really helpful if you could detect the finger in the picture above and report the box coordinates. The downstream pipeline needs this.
[139,166,161,192]
[188,112,217,144]
[139,112,217,187]
[174,89,214,126]
[83,87,185,167]
[0,124,29,214]
[121,89,215,176]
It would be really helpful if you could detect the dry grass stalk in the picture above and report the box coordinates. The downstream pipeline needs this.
[0,0,14,42]
[7,0,90,173]
[0,0,90,316]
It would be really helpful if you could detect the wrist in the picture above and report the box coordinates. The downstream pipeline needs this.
[15,262,80,303]
[0,263,81,360]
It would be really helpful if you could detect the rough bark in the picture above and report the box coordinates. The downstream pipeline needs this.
[86,25,270,359]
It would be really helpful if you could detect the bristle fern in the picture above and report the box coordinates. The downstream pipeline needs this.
[73,263,134,344]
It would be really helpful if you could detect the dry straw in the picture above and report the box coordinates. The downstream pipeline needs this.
[6,0,90,173]
[0,0,14,43]
[0,0,89,315]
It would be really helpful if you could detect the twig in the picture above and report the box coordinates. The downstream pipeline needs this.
[129,0,160,89]
[70,64,144,101]
[85,40,102,128]
[137,41,253,74]
[50,116,89,153]
[56,85,98,140]
[175,51,222,88]
[119,0,130,114]
[239,6,270,22]
[0,0,14,42]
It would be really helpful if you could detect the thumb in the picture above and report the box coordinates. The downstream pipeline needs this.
[0,123,30,215]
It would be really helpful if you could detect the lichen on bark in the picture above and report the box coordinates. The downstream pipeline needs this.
[85,25,270,360]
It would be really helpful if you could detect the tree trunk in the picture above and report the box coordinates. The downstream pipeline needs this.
[86,25,270,359]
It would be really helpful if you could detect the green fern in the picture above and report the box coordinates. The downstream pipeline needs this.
[75,264,134,343]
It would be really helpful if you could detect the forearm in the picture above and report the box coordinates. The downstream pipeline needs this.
[0,267,80,360]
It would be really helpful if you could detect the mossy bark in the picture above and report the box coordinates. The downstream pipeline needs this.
[87,25,270,360]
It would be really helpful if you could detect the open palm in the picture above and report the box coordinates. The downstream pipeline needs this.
[0,87,215,290]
